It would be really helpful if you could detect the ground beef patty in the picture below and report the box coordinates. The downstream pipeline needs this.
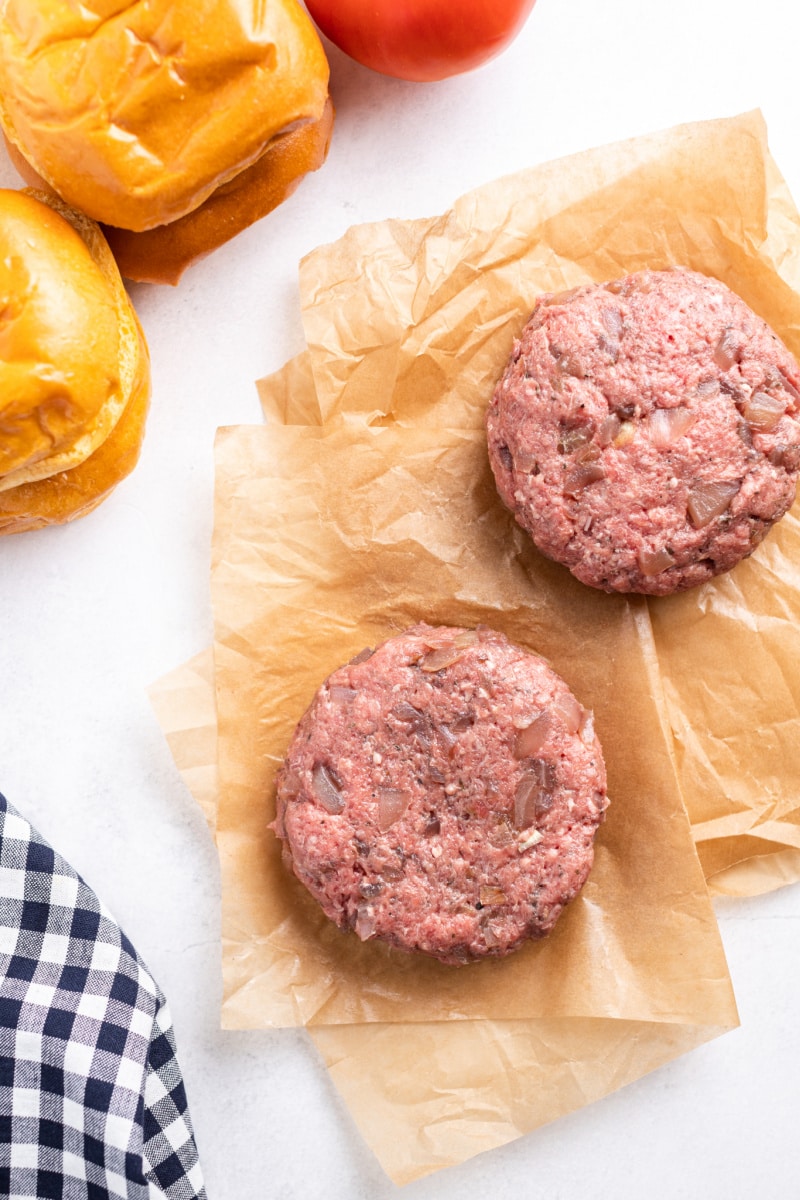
[273,624,607,965]
[486,268,800,594]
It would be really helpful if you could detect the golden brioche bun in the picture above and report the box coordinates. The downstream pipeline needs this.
[101,98,335,286]
[0,188,150,536]
[6,106,333,285]
[0,0,332,282]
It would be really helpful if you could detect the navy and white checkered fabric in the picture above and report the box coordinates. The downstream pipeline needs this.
[0,794,206,1200]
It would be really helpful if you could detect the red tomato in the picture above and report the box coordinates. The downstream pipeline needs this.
[304,0,538,83]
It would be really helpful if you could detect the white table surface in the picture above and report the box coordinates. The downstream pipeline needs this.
[2,1,800,1196]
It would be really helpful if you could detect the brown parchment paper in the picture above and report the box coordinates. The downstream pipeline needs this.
[150,110,800,1181]
[258,107,800,899]
[150,645,732,1184]
[202,362,739,1175]
[211,419,734,1033]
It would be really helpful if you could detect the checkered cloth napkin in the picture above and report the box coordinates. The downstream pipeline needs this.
[0,793,206,1200]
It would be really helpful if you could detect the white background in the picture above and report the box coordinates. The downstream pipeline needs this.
[1,0,800,1196]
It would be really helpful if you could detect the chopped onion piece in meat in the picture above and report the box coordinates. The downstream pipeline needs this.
[564,460,606,495]
[553,691,582,734]
[737,419,754,447]
[714,327,743,370]
[515,448,539,473]
[601,305,623,337]
[558,425,593,454]
[348,647,373,665]
[438,722,458,752]
[639,545,676,576]
[277,769,303,802]
[479,885,507,907]
[377,787,410,832]
[482,921,503,947]
[311,762,345,814]
[487,818,513,848]
[354,905,376,941]
[514,712,551,758]
[687,479,740,527]
[453,630,479,649]
[647,406,696,448]
[774,443,800,470]
[328,685,357,705]
[531,757,556,792]
[564,444,606,494]
[743,392,785,431]
[421,644,465,672]
[514,774,541,829]
[778,370,800,404]
[579,710,595,746]
[599,335,620,363]
[391,701,426,730]
[558,352,586,379]
[597,414,621,446]
[514,761,555,829]
[695,378,720,399]
[497,444,513,471]
[543,286,581,306]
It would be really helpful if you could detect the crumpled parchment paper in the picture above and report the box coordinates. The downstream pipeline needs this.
[152,108,800,1181]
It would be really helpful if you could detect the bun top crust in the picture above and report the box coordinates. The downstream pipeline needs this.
[0,0,330,232]
[0,188,143,491]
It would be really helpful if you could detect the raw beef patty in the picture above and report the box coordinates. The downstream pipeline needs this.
[486,268,800,594]
[273,623,608,965]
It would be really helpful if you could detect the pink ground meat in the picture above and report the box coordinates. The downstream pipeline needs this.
[273,624,608,965]
[486,268,800,594]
